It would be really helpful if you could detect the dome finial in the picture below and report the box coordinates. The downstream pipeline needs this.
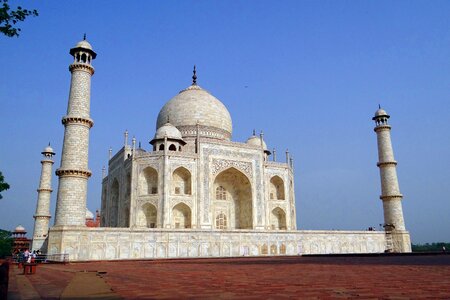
[378,103,381,109]
[252,129,256,136]
[192,65,197,85]
[83,33,86,40]
[167,115,170,123]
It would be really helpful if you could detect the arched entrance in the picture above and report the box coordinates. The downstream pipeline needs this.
[213,167,253,229]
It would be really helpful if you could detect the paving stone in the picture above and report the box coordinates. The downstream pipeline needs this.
[7,255,450,299]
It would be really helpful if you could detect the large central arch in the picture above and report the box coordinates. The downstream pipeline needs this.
[213,167,253,229]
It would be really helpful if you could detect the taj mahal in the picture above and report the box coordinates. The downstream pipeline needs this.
[31,38,411,261]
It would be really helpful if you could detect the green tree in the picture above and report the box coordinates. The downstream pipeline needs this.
[0,171,9,199]
[412,242,450,252]
[0,229,13,258]
[0,0,38,37]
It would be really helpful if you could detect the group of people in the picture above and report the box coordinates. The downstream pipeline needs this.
[15,249,41,264]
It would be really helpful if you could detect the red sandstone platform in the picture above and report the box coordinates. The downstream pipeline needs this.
[7,254,450,299]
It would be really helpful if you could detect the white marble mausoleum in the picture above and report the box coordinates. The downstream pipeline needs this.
[31,38,411,261]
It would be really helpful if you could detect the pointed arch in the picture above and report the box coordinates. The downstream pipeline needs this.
[213,167,253,229]
[169,144,177,151]
[270,207,286,230]
[172,167,191,195]
[172,202,191,228]
[140,203,157,228]
[139,167,158,195]
[269,176,285,200]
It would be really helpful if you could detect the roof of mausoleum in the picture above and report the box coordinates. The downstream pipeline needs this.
[156,83,232,140]
[154,122,183,140]
[246,134,268,150]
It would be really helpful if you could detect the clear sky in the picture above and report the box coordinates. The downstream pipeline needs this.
[1,0,449,244]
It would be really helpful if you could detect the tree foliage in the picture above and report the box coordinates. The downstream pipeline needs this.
[0,0,38,37]
[0,171,9,199]
[0,229,12,258]
[412,242,450,252]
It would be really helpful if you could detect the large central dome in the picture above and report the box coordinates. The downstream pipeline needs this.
[156,84,233,140]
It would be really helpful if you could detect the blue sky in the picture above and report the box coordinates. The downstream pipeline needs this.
[1,0,449,243]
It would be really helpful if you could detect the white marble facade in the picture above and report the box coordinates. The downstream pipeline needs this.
[48,227,388,261]
[100,95,296,233]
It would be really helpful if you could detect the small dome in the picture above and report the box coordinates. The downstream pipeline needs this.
[85,209,94,220]
[14,225,25,232]
[74,39,93,51]
[156,84,232,140]
[70,37,97,59]
[42,145,55,155]
[246,135,268,150]
[154,122,183,140]
[374,108,388,117]
[373,107,390,120]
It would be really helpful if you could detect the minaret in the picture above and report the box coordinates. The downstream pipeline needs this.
[32,144,55,251]
[373,107,411,252]
[54,36,97,226]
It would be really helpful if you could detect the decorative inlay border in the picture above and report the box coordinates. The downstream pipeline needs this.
[178,125,231,140]
[56,168,92,178]
[377,161,398,167]
[380,194,403,200]
[41,160,55,164]
[37,188,53,192]
[62,116,94,128]
[211,158,253,179]
[69,63,95,75]
[374,125,391,132]
[34,215,51,219]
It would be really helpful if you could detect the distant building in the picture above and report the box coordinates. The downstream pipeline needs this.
[85,210,100,228]
[12,225,31,254]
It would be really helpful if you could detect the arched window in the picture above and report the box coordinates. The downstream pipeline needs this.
[159,144,164,151]
[139,167,158,195]
[169,144,177,151]
[270,207,287,230]
[81,53,87,63]
[216,186,226,200]
[172,203,191,228]
[172,167,191,195]
[215,213,227,229]
[143,203,157,228]
[270,176,285,200]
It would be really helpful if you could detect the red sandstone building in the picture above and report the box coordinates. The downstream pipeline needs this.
[11,225,31,254]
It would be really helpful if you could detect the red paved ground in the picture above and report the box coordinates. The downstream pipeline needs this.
[8,254,450,299]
